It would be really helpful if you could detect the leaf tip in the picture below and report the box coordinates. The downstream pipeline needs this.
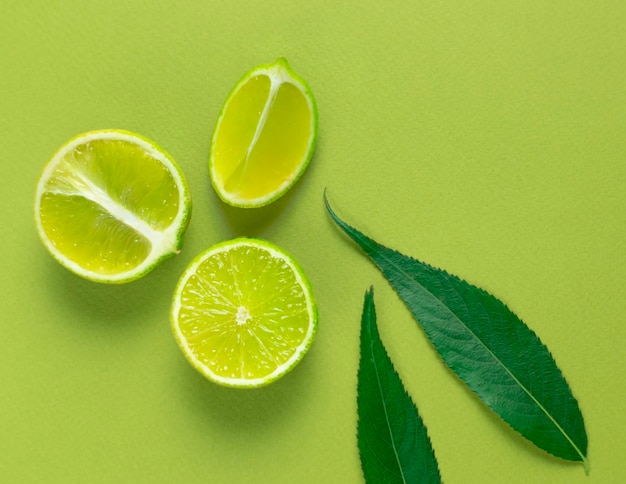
[583,457,590,475]
[361,286,376,326]
[323,188,334,214]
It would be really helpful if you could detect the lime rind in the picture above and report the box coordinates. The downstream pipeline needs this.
[170,238,318,388]
[209,58,318,208]
[35,130,192,284]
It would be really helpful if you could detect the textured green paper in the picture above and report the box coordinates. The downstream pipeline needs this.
[1,1,625,483]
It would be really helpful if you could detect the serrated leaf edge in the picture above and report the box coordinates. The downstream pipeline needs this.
[328,192,589,474]
[357,287,442,483]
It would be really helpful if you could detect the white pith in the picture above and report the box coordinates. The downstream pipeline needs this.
[235,306,252,326]
[171,239,317,387]
[243,68,282,162]
[35,131,190,283]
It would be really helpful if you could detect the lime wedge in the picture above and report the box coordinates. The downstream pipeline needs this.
[209,58,318,208]
[171,238,318,387]
[35,130,191,283]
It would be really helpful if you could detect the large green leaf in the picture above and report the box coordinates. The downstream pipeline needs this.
[327,196,588,472]
[358,287,441,484]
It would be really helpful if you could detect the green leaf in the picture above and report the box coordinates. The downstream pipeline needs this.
[358,287,442,484]
[327,196,589,473]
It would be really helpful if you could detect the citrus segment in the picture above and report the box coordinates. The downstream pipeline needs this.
[35,130,191,283]
[210,58,318,207]
[171,238,318,387]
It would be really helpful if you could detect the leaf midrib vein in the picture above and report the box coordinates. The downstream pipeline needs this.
[367,310,408,484]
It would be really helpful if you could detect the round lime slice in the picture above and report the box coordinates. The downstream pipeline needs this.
[171,238,318,387]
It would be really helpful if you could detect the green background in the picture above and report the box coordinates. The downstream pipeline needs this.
[2,1,624,482]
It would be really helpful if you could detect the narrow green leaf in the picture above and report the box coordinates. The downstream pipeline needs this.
[327,196,589,473]
[358,287,442,484]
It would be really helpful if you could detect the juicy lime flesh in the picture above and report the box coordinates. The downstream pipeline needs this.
[213,74,312,200]
[39,138,181,274]
[212,75,269,186]
[40,193,150,274]
[176,245,311,381]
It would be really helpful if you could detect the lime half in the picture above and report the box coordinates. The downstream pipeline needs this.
[171,238,318,388]
[209,58,318,208]
[35,130,191,283]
